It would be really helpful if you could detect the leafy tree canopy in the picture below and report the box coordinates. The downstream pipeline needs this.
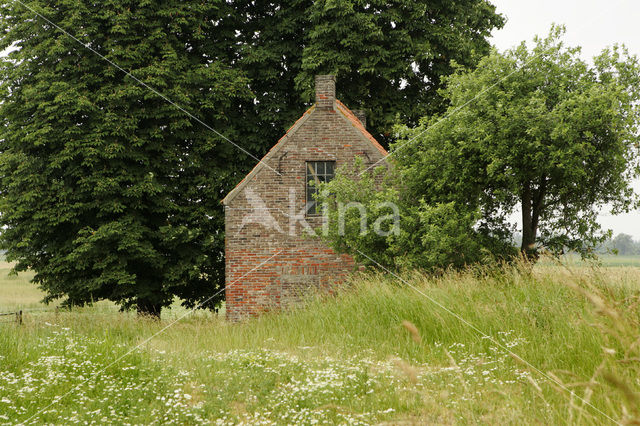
[395,25,640,257]
[319,26,640,270]
[235,0,504,147]
[316,160,512,271]
[0,0,252,315]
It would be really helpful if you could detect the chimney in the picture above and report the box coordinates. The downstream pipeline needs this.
[315,75,335,110]
[353,110,366,128]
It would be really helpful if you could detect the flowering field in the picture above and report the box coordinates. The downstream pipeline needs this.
[1,261,639,424]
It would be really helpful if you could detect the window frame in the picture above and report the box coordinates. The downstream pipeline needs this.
[305,161,335,216]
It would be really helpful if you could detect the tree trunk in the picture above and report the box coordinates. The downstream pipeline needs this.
[521,176,546,261]
[521,183,538,259]
[136,299,162,319]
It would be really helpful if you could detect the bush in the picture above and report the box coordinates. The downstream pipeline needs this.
[315,159,516,271]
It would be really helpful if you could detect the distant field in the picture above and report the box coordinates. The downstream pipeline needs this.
[595,254,640,267]
[1,260,639,424]
[560,254,640,267]
[0,262,40,312]
[0,263,203,318]
[535,254,640,269]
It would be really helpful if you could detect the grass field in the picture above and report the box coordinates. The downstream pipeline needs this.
[1,258,640,424]
[558,254,640,268]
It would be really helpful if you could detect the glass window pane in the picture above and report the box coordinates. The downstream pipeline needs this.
[307,200,316,215]
[306,161,335,215]
[326,162,334,177]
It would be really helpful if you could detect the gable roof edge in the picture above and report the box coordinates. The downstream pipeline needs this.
[334,100,388,157]
[222,105,316,206]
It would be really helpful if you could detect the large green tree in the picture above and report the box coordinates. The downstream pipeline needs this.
[235,0,505,147]
[318,26,640,270]
[0,0,251,315]
[394,26,640,258]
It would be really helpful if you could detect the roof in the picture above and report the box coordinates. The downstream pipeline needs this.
[222,101,387,205]
[335,100,387,156]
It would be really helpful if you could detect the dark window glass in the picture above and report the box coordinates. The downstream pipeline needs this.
[306,161,335,215]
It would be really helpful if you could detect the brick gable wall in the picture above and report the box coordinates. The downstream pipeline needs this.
[223,75,386,321]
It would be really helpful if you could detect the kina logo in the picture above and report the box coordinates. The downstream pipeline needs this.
[235,187,284,235]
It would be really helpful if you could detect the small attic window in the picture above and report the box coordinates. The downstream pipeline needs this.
[306,161,335,215]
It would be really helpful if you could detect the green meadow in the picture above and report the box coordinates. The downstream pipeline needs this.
[555,254,640,268]
[1,259,639,424]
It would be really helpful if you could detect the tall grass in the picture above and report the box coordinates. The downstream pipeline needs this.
[0,260,639,424]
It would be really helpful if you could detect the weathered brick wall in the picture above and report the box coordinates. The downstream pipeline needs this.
[224,75,386,321]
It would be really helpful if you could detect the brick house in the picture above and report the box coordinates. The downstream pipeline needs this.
[222,75,387,321]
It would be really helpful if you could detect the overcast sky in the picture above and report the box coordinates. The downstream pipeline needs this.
[489,0,640,239]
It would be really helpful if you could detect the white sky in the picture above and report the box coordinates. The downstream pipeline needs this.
[489,0,640,239]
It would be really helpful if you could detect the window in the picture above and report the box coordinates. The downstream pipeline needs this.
[306,161,335,215]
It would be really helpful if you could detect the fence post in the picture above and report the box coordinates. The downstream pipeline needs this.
[16,310,22,325]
